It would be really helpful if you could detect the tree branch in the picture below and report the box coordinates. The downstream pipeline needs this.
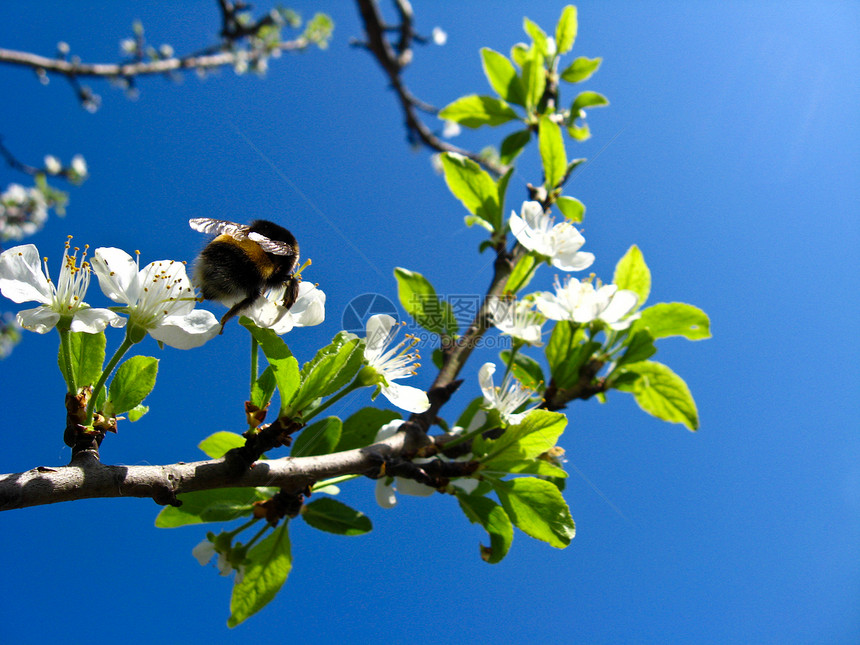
[0,432,415,512]
[352,0,504,176]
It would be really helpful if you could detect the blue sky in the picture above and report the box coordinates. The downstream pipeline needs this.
[0,1,858,643]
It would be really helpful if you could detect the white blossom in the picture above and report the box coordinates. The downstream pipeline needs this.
[362,314,430,413]
[442,120,461,139]
[432,27,447,46]
[533,276,639,330]
[373,420,436,508]
[242,280,325,335]
[91,247,220,348]
[0,241,123,334]
[488,296,545,346]
[509,200,594,272]
[478,362,537,425]
[44,155,62,175]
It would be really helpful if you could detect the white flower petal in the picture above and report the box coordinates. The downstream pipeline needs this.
[551,250,595,272]
[396,478,436,497]
[192,540,216,566]
[0,245,52,304]
[375,479,397,508]
[16,306,60,333]
[365,313,396,356]
[92,247,140,303]
[69,307,126,333]
[478,362,497,402]
[374,419,406,442]
[150,309,221,349]
[452,478,480,494]
[601,289,638,323]
[381,382,430,413]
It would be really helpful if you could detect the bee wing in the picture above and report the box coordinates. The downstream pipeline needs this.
[248,232,297,256]
[189,218,250,240]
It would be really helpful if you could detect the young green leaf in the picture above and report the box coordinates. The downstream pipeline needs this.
[560,56,602,83]
[497,166,515,221]
[291,416,341,457]
[632,303,711,340]
[523,17,550,57]
[556,195,585,222]
[155,488,270,527]
[288,333,363,414]
[438,94,520,128]
[505,254,538,294]
[490,477,575,548]
[336,407,401,452]
[199,431,247,459]
[480,47,526,107]
[567,122,591,141]
[456,491,514,564]
[521,48,547,110]
[301,498,372,535]
[250,365,277,410]
[616,329,657,368]
[499,350,545,390]
[554,5,578,55]
[499,129,531,165]
[613,244,651,310]
[539,116,567,189]
[61,330,106,388]
[228,522,292,627]
[127,404,149,422]
[475,409,566,465]
[394,267,458,337]
[510,43,529,69]
[105,355,158,415]
[240,320,301,413]
[571,91,609,113]
[619,360,699,430]
[440,152,501,231]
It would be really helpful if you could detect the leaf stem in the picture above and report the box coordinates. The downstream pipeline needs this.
[85,334,135,423]
[57,327,76,393]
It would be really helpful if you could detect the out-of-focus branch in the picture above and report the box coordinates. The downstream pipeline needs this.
[352,0,504,177]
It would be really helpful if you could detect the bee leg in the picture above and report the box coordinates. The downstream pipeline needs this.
[218,295,258,333]
[282,276,301,311]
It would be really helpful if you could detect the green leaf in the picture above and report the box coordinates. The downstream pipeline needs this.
[567,122,591,141]
[228,523,292,627]
[613,244,651,309]
[438,94,520,128]
[199,431,247,459]
[336,407,401,452]
[556,195,585,222]
[632,303,711,341]
[480,48,526,107]
[538,116,567,189]
[500,350,545,390]
[301,498,372,535]
[105,355,158,415]
[510,43,529,69]
[240,320,301,413]
[523,18,550,57]
[496,166,515,221]
[554,5,578,54]
[251,365,277,410]
[483,458,568,480]
[560,56,602,83]
[440,152,501,231]
[617,329,657,367]
[290,332,364,414]
[571,91,609,113]
[291,416,341,457]
[620,361,699,430]
[456,491,513,564]
[475,409,566,465]
[490,477,575,548]
[62,330,105,388]
[155,488,270,527]
[522,48,546,110]
[394,267,457,337]
[546,320,577,375]
[454,396,485,431]
[499,129,531,165]
[127,404,149,422]
[505,253,538,294]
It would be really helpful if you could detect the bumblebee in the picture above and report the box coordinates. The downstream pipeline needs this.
[189,218,301,330]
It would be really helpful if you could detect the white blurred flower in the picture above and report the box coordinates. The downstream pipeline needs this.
[373,420,436,508]
[488,296,545,346]
[120,38,137,55]
[44,155,62,175]
[70,155,87,178]
[533,276,639,330]
[442,120,461,139]
[192,538,244,580]
[159,44,174,58]
[362,314,430,413]
[0,241,124,334]
[242,280,325,335]
[479,362,537,425]
[91,247,220,348]
[509,200,594,272]
[0,184,49,241]
[432,27,447,45]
